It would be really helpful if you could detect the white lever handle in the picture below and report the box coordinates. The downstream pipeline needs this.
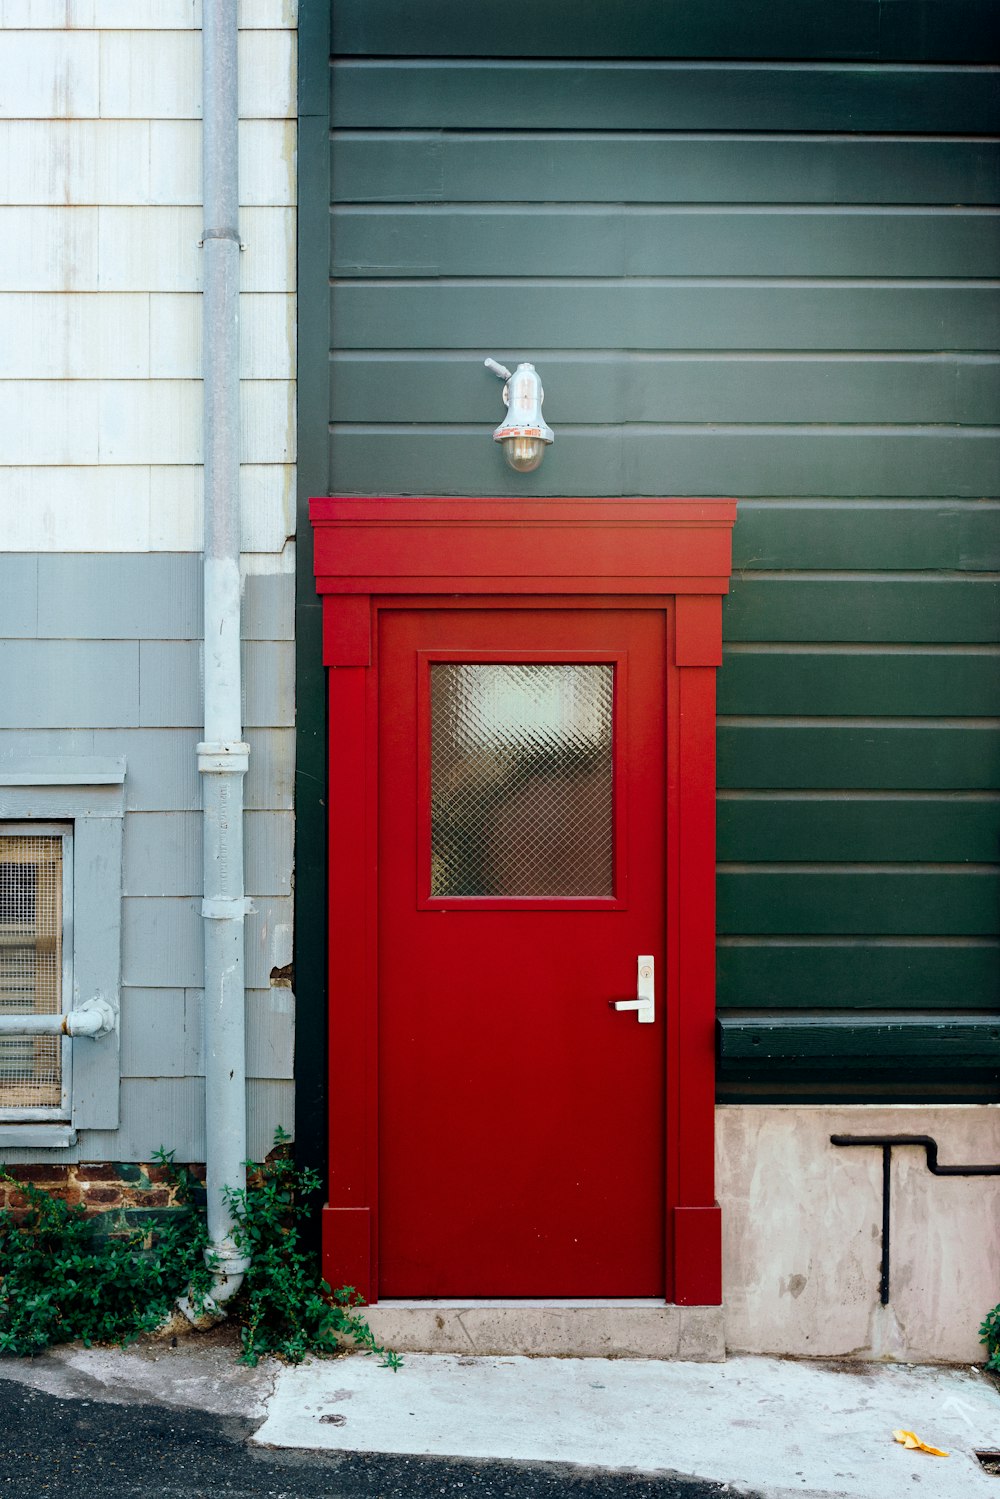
[610,956,655,1024]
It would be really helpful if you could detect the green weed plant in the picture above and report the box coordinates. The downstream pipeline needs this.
[0,1129,399,1369]
[980,1303,1000,1372]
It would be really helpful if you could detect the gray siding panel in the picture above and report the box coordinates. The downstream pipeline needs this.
[0,557,37,636]
[243,569,295,641]
[123,809,293,896]
[139,640,201,728]
[38,554,202,640]
[121,988,293,1083]
[0,1078,293,1164]
[122,898,202,989]
[0,640,139,727]
[119,988,188,1078]
[123,812,200,896]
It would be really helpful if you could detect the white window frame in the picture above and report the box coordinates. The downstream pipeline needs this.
[0,821,74,1124]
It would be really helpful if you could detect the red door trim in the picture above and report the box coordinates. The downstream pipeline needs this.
[312,498,736,1306]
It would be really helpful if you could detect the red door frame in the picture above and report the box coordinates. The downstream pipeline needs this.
[310,497,737,1307]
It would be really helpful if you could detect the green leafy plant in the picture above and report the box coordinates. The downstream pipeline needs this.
[0,1164,209,1356]
[980,1303,1000,1371]
[0,1132,399,1370]
[224,1126,401,1369]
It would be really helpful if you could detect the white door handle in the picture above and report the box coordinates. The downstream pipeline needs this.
[609,956,655,1024]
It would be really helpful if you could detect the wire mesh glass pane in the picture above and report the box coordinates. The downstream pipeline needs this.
[0,835,63,1108]
[430,663,614,897]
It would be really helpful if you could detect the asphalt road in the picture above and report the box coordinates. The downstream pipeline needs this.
[0,1380,754,1499]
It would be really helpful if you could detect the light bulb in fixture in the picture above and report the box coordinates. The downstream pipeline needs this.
[485,359,554,473]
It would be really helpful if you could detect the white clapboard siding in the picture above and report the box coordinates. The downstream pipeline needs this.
[0,294,293,378]
[0,1,299,29]
[149,294,295,378]
[0,120,294,206]
[0,207,98,290]
[0,293,150,377]
[97,31,293,121]
[0,380,294,466]
[0,466,154,549]
[0,463,295,551]
[95,207,295,292]
[0,30,100,118]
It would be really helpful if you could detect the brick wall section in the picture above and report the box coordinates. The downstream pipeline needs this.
[0,1161,206,1223]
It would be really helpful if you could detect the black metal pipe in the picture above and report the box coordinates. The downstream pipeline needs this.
[830,1133,1000,1306]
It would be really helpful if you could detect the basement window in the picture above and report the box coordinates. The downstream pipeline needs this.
[0,824,73,1120]
[0,758,125,1147]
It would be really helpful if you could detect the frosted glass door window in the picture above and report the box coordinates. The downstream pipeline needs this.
[430,663,614,897]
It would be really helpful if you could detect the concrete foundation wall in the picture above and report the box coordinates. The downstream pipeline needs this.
[718,1104,1000,1363]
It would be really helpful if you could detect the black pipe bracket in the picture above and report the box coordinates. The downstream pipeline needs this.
[830,1133,1000,1306]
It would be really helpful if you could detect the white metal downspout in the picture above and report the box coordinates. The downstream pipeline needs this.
[184,0,250,1318]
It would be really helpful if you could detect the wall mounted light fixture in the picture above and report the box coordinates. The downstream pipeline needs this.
[485,358,554,473]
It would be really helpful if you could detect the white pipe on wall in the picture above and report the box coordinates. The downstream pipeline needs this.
[188,0,251,1317]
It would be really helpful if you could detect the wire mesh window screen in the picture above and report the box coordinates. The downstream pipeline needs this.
[430,663,615,898]
[0,835,64,1107]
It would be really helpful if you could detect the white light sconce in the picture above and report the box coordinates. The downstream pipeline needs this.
[485,358,554,473]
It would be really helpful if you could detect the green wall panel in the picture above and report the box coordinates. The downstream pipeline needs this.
[331,135,1000,207]
[718,651,1000,715]
[332,61,999,133]
[717,868,999,935]
[332,357,1000,429]
[717,940,1000,1008]
[329,431,1000,500]
[723,578,1000,642]
[731,503,1000,570]
[717,725,1000,790]
[317,8,1000,1094]
[717,796,1000,863]
[332,208,1000,279]
[330,283,1000,353]
[333,1,998,62]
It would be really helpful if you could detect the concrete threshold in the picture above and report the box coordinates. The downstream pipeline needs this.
[363,1299,725,1360]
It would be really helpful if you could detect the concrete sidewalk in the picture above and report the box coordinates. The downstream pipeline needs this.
[256,1350,1000,1498]
[0,1336,997,1498]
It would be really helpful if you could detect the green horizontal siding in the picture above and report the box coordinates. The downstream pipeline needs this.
[332,208,1000,279]
[333,1,998,63]
[332,358,1000,429]
[717,725,1000,789]
[731,504,1000,570]
[328,431,1000,499]
[330,284,1000,353]
[717,797,1000,861]
[718,652,1000,714]
[723,578,1000,642]
[717,869,1000,935]
[331,135,1000,206]
[332,61,999,133]
[322,6,1000,1098]
[718,941,1000,1009]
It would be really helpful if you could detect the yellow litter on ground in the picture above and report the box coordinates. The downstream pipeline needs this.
[893,1428,949,1457]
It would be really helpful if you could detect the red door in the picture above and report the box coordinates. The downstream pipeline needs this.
[378,606,667,1297]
